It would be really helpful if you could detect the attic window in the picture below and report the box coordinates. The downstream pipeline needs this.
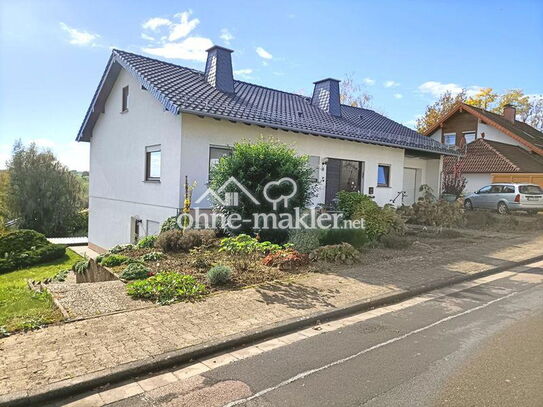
[122,86,129,112]
[297,111,303,118]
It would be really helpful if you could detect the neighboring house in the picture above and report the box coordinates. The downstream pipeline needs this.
[425,103,543,193]
[77,46,457,251]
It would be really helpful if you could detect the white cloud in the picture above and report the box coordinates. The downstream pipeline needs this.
[220,28,234,45]
[59,22,100,46]
[142,17,172,31]
[384,80,399,88]
[142,37,213,61]
[234,68,253,75]
[393,93,403,99]
[256,46,273,59]
[141,33,155,41]
[418,81,482,98]
[168,11,200,41]
[362,77,375,86]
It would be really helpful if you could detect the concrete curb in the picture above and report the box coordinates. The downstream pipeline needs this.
[3,254,543,407]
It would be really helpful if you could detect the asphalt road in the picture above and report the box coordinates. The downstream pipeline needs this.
[69,263,543,407]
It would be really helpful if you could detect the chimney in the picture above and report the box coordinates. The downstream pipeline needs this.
[503,104,516,123]
[311,78,341,117]
[204,45,234,93]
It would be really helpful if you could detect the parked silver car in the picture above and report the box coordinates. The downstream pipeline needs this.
[464,183,543,215]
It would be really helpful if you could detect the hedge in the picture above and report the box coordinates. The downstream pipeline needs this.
[0,229,66,274]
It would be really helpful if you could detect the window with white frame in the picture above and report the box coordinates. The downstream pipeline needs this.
[145,145,161,181]
[463,132,476,144]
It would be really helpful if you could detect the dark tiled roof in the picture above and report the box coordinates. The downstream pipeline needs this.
[467,105,543,150]
[444,138,543,173]
[77,50,459,156]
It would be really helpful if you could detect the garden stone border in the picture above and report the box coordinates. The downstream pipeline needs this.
[3,252,543,407]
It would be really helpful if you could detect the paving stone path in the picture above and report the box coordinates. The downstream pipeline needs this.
[1,233,542,398]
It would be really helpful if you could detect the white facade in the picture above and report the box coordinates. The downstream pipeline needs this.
[476,121,526,149]
[464,173,493,194]
[88,67,443,250]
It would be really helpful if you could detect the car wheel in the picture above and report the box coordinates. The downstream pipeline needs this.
[497,202,509,215]
[464,199,473,211]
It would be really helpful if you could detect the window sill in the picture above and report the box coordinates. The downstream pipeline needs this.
[121,109,129,114]
[143,179,160,183]
[377,185,391,188]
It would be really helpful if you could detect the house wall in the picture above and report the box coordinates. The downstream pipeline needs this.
[180,114,410,208]
[89,68,182,250]
[464,173,492,194]
[477,122,527,149]
[429,129,442,143]
[403,155,442,201]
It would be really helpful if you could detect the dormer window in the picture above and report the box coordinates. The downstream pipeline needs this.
[122,86,129,112]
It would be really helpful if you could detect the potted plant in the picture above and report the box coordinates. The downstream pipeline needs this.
[441,161,466,202]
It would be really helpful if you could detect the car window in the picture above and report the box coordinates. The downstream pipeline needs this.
[478,186,492,194]
[502,186,515,194]
[489,185,503,193]
[519,185,543,194]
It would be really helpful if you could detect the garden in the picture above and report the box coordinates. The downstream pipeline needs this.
[1,139,541,335]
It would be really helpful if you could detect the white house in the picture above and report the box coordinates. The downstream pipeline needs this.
[425,103,543,194]
[77,46,457,252]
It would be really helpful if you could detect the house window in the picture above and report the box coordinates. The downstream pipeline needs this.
[209,146,232,175]
[377,165,390,187]
[444,133,456,145]
[324,158,363,205]
[463,132,476,144]
[308,156,320,183]
[145,145,161,181]
[122,86,129,112]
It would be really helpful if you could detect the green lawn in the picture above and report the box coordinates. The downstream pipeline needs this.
[0,249,83,333]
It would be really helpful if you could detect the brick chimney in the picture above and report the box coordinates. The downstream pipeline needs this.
[204,45,234,93]
[311,78,341,117]
[503,104,516,123]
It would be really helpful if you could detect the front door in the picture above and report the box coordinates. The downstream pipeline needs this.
[325,159,364,205]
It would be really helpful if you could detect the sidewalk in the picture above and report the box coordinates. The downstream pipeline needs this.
[1,233,542,402]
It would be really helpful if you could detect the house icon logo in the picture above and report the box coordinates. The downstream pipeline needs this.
[195,176,260,207]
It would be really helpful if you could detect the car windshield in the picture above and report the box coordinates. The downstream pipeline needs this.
[519,185,543,194]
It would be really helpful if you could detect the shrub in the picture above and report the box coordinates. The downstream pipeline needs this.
[207,265,232,285]
[262,249,309,270]
[380,233,412,249]
[156,229,210,252]
[318,228,368,249]
[309,243,360,264]
[336,191,372,219]
[137,235,157,249]
[400,200,465,228]
[0,229,49,254]
[0,229,66,273]
[352,200,405,241]
[109,244,135,254]
[99,254,129,267]
[127,272,207,305]
[160,216,181,233]
[120,263,151,280]
[72,259,89,274]
[219,234,283,255]
[140,251,164,262]
[288,229,320,253]
[209,139,316,243]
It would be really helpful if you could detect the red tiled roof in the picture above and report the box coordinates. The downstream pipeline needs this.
[444,138,543,174]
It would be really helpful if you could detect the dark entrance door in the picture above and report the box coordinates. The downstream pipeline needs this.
[325,159,364,205]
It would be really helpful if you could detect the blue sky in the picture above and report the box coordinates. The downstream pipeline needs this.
[1,0,542,171]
